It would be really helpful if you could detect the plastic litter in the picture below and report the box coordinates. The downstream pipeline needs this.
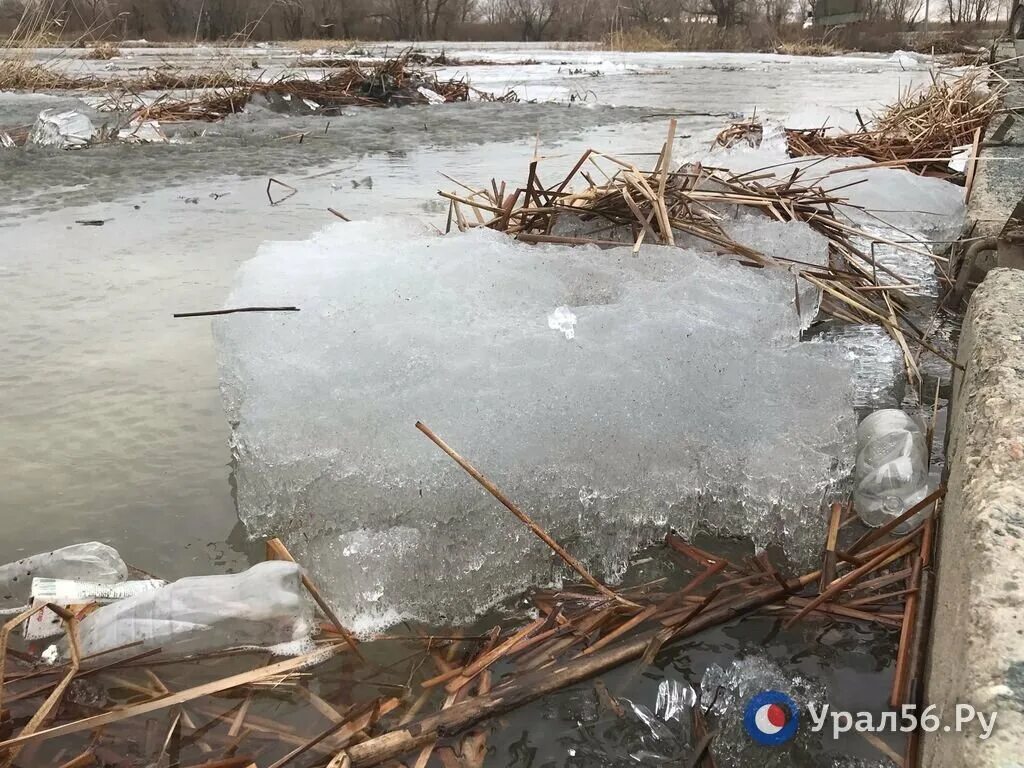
[0,542,127,605]
[604,679,696,764]
[24,577,165,640]
[29,109,95,149]
[59,560,313,661]
[853,409,930,531]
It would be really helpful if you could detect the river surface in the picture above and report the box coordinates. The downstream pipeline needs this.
[0,42,950,768]
[0,43,941,575]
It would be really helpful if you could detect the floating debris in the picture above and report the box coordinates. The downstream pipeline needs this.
[785,71,1001,176]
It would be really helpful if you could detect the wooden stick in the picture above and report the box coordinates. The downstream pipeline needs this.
[174,307,299,318]
[819,502,843,591]
[784,533,919,628]
[0,645,342,751]
[57,750,96,768]
[443,618,545,694]
[890,558,922,707]
[415,421,615,598]
[334,572,819,768]
[265,538,363,659]
[1,606,82,768]
[848,487,944,554]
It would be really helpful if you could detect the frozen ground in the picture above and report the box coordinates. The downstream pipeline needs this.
[0,45,945,578]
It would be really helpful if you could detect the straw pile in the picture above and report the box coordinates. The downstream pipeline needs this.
[786,72,1001,175]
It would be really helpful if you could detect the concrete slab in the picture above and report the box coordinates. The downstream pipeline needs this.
[923,268,1024,767]
[968,44,1024,241]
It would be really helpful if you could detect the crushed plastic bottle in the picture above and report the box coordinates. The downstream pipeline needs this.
[0,542,127,605]
[853,409,930,532]
[58,561,313,661]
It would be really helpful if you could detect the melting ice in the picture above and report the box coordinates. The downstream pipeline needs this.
[214,218,856,629]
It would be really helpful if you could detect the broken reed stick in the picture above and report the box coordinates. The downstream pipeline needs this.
[174,307,300,318]
[904,567,934,712]
[0,645,342,752]
[847,486,945,555]
[265,538,363,660]
[819,502,843,591]
[0,605,81,768]
[333,571,820,768]
[267,178,298,206]
[57,752,97,768]
[890,557,922,707]
[265,716,353,768]
[784,532,920,629]
[414,421,617,599]
[687,704,718,768]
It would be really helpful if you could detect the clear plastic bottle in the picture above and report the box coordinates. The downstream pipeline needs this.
[60,560,313,661]
[853,409,930,533]
[0,542,127,606]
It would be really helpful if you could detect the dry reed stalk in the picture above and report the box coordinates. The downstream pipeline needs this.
[786,72,1002,176]
[415,421,618,600]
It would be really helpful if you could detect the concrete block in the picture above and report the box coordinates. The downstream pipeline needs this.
[924,268,1024,767]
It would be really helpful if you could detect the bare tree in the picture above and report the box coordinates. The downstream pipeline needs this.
[885,0,923,23]
[503,0,559,39]
[762,0,791,27]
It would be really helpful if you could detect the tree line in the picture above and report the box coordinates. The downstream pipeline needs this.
[0,0,1006,44]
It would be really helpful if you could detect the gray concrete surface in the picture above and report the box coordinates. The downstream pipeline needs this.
[967,43,1024,243]
[923,268,1024,767]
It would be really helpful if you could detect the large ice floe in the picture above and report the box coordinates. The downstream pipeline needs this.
[215,216,857,630]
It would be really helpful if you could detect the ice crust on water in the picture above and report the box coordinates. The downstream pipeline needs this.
[214,218,855,628]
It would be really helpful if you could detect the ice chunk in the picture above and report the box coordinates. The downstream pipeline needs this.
[417,86,446,104]
[214,219,855,628]
[29,109,95,149]
[0,542,127,606]
[812,324,905,410]
[118,119,167,144]
[62,561,313,661]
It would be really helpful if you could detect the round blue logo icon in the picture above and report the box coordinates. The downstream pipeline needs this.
[743,690,799,746]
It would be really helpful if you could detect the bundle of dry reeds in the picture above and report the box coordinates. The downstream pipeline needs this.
[713,117,762,149]
[125,53,480,124]
[786,71,1001,175]
[0,421,939,768]
[438,120,957,390]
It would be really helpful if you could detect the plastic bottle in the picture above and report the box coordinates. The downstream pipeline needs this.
[62,560,314,661]
[853,409,929,533]
[0,542,127,606]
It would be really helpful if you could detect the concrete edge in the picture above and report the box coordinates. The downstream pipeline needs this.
[923,267,1024,767]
